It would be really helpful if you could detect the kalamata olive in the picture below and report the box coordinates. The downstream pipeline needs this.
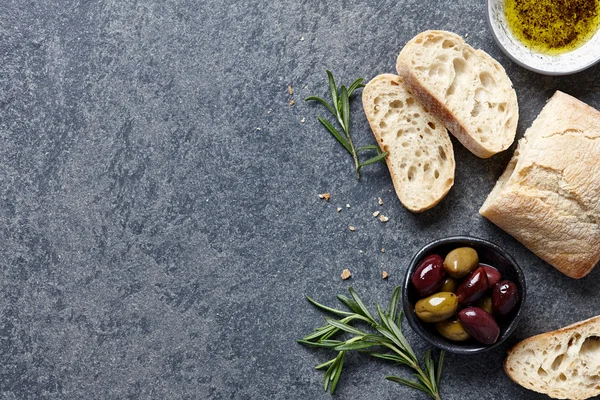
[439,276,458,293]
[476,296,493,314]
[458,307,500,345]
[411,254,445,297]
[456,266,488,304]
[480,264,502,289]
[415,292,458,323]
[443,247,479,278]
[492,280,520,316]
[435,319,471,341]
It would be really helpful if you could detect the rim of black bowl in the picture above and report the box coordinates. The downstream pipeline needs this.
[402,236,526,354]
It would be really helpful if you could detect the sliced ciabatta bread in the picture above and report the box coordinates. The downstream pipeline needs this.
[396,30,518,158]
[363,74,455,212]
[505,315,600,400]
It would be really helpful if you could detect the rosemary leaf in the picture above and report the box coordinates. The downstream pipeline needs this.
[340,85,350,134]
[306,295,354,317]
[348,287,376,323]
[326,70,339,112]
[436,350,445,387]
[317,116,352,154]
[305,96,336,116]
[347,78,365,95]
[358,152,389,169]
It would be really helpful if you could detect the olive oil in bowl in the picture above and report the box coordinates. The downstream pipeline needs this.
[504,0,600,55]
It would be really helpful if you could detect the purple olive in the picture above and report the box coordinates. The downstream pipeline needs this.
[480,264,502,289]
[456,266,488,304]
[493,280,520,316]
[458,307,500,345]
[411,254,445,297]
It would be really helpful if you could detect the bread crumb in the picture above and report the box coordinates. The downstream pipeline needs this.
[359,250,363,254]
[379,215,389,223]
[378,197,383,205]
[349,226,355,232]
[300,36,305,41]
[256,127,261,131]
[288,85,294,95]
[341,269,352,280]
[300,117,305,123]
[346,204,350,208]
[289,100,295,106]
[337,207,342,213]
[372,211,380,217]
[318,193,331,201]
[382,271,389,279]
[381,248,385,253]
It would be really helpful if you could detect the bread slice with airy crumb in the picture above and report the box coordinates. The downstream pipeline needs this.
[363,74,455,212]
[396,30,518,158]
[505,315,600,400]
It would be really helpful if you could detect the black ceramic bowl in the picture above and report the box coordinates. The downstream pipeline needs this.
[402,236,526,354]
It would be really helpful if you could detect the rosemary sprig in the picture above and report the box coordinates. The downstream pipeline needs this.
[306,70,388,180]
[298,286,445,400]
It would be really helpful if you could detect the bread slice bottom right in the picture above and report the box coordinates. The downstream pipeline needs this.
[505,315,600,400]
[479,91,600,279]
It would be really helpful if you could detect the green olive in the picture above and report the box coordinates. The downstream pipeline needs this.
[477,296,493,314]
[435,319,472,341]
[443,247,479,278]
[439,276,458,293]
[414,292,458,323]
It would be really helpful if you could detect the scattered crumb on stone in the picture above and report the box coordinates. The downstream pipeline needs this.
[379,215,389,223]
[341,269,352,280]
[300,117,305,123]
[378,197,383,205]
[318,193,331,201]
[288,85,294,95]
[256,127,261,131]
[381,248,385,253]
[372,210,380,217]
[465,33,469,38]
[359,250,363,254]
[289,100,295,106]
[337,207,342,213]
[346,204,350,208]
[349,226,355,232]
[300,36,304,41]
[382,271,389,279]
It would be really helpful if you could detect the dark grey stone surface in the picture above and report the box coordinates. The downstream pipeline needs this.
[1,1,599,399]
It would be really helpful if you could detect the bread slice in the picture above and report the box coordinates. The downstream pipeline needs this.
[479,91,600,278]
[505,315,600,400]
[362,74,455,212]
[396,30,518,158]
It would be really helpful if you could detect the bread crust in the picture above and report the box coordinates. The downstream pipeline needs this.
[480,91,600,278]
[505,315,600,400]
[396,30,518,158]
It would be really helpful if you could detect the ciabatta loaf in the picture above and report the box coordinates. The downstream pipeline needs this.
[396,30,518,158]
[479,91,600,279]
[505,315,600,400]
[363,74,455,212]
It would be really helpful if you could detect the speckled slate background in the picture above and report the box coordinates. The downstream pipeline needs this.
[1,1,599,399]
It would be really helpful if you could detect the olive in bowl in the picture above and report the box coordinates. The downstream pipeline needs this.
[402,236,526,354]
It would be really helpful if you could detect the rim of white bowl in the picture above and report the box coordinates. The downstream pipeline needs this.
[486,0,600,75]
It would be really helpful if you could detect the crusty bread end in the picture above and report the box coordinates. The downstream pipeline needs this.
[505,315,600,400]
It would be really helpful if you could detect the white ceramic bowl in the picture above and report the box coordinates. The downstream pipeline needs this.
[487,0,600,75]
